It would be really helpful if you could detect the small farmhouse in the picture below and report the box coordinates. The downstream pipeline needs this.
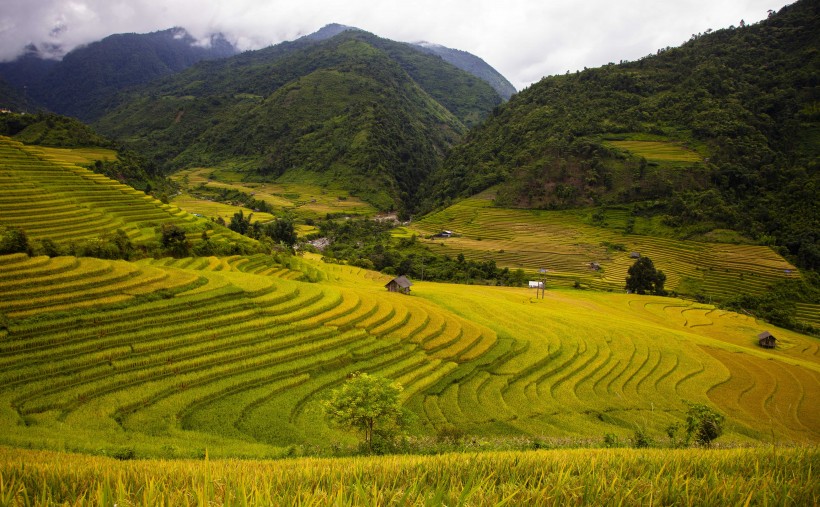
[630,252,641,259]
[758,331,777,349]
[385,275,412,294]
[433,230,453,238]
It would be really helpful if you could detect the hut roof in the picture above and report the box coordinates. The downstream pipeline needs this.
[758,331,775,339]
[389,275,413,288]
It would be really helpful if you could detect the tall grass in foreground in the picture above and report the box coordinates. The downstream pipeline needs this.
[0,446,816,506]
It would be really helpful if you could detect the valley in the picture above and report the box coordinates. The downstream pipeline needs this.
[0,2,818,503]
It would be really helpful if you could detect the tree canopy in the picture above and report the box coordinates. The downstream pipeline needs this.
[322,372,405,453]
[625,256,667,295]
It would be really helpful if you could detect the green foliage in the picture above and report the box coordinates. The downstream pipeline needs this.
[685,402,725,447]
[423,1,819,270]
[322,372,405,453]
[723,272,820,335]
[0,227,30,255]
[631,427,654,448]
[316,218,527,286]
[625,256,667,295]
[0,112,110,147]
[95,30,501,212]
[159,224,190,258]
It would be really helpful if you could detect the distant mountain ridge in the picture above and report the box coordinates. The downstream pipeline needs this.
[93,28,503,213]
[411,42,516,100]
[0,28,237,120]
[304,24,516,100]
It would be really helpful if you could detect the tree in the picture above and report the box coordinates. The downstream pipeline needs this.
[0,227,30,255]
[685,402,725,446]
[264,218,297,247]
[322,372,405,453]
[228,210,251,235]
[625,256,667,295]
[160,223,190,258]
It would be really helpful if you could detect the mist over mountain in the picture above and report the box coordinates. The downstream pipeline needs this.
[0,28,237,120]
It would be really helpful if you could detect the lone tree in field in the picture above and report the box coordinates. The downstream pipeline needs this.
[322,372,405,453]
[625,256,667,295]
[685,402,725,446]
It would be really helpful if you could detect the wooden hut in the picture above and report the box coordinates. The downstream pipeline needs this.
[758,331,777,349]
[385,275,412,294]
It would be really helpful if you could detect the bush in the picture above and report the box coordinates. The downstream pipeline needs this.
[685,402,724,446]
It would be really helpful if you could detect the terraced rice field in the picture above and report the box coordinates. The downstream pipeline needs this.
[0,137,251,248]
[410,190,798,300]
[603,140,703,163]
[0,249,816,458]
[171,167,377,220]
[0,252,498,456]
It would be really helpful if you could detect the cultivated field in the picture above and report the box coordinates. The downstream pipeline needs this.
[0,136,254,249]
[0,248,817,459]
[410,190,799,303]
[0,445,817,506]
[171,167,377,221]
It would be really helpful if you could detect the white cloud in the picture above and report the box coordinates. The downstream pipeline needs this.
[0,0,787,89]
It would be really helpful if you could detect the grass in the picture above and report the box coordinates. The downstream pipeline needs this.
[0,446,816,506]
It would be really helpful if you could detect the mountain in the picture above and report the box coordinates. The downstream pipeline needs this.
[94,29,503,213]
[412,42,516,100]
[424,0,819,270]
[0,28,237,121]
[302,24,516,100]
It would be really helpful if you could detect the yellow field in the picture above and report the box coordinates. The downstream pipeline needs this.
[0,136,255,250]
[409,190,798,302]
[604,140,703,162]
[171,193,276,224]
[25,146,118,165]
[0,247,815,463]
[0,446,817,506]
[171,168,377,219]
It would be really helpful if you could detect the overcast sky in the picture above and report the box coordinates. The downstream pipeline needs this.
[0,0,790,90]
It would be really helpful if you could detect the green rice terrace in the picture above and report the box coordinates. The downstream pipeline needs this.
[0,137,255,251]
[409,190,810,317]
[170,167,378,223]
[0,245,817,458]
[0,136,817,462]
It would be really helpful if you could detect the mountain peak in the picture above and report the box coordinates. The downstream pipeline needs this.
[302,24,360,42]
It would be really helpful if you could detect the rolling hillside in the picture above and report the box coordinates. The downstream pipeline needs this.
[0,136,254,252]
[93,29,502,212]
[0,130,818,460]
[0,247,817,459]
[423,0,819,271]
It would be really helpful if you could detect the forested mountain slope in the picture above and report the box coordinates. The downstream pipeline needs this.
[95,30,502,212]
[0,28,237,121]
[424,0,819,270]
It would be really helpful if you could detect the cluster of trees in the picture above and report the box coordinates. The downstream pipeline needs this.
[314,219,528,286]
[224,210,297,248]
